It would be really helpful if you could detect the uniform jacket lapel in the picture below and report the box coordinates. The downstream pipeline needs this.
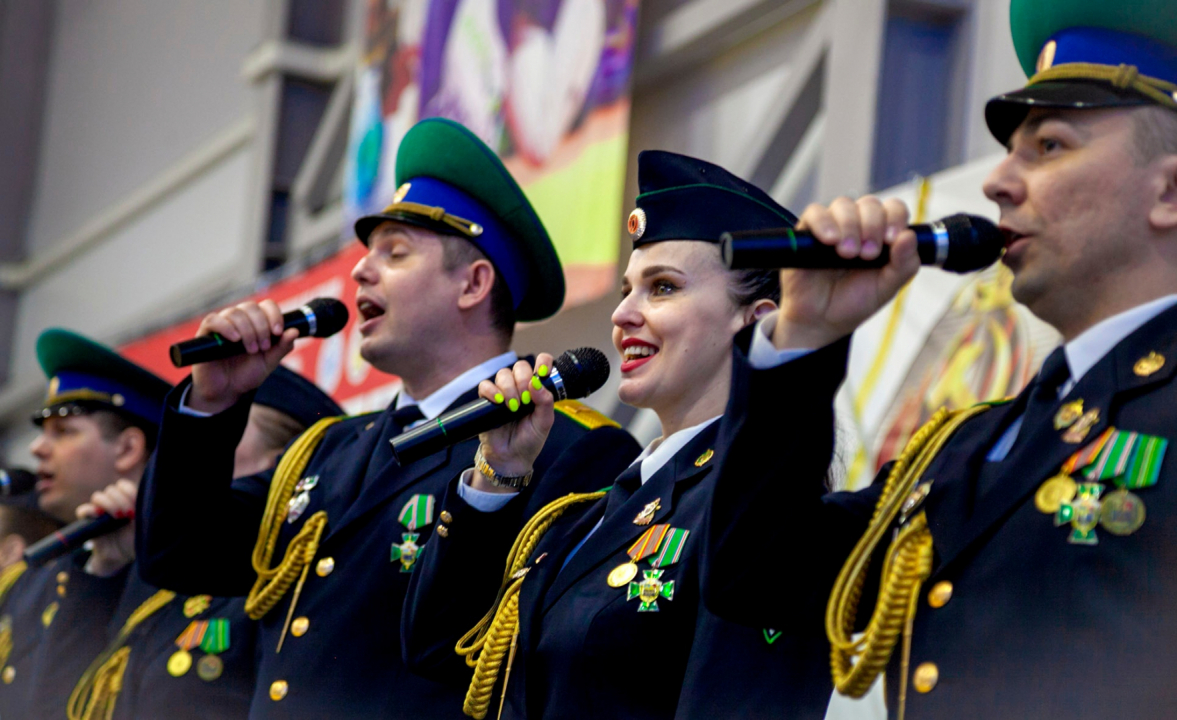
[929,305,1177,575]
[539,423,719,613]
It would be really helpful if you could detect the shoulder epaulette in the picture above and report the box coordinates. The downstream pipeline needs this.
[554,400,620,430]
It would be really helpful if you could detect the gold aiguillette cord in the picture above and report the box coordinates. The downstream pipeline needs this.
[276,563,311,654]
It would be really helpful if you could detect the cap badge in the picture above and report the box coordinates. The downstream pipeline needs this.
[1036,40,1057,73]
[392,182,411,204]
[47,376,60,400]
[628,208,647,241]
[1134,351,1165,377]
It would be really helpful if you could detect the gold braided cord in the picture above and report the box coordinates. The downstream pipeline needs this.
[0,560,28,669]
[67,589,177,720]
[1030,63,1177,109]
[826,405,989,701]
[244,416,342,621]
[456,490,607,719]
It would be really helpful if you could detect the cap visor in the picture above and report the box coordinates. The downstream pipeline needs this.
[985,80,1153,144]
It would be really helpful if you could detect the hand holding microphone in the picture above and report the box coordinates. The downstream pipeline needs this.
[26,479,137,571]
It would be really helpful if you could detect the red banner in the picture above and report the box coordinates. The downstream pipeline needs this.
[119,245,401,414]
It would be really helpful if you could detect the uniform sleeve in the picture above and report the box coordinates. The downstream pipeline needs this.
[703,325,881,629]
[135,378,270,596]
[402,423,641,682]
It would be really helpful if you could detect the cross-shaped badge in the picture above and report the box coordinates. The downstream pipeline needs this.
[390,533,421,572]
[1056,482,1104,545]
[627,569,674,612]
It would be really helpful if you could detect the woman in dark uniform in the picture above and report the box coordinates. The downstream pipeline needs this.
[403,151,833,720]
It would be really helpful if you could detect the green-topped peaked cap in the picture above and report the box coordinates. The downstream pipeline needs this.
[34,329,172,428]
[353,118,565,322]
[986,0,1177,144]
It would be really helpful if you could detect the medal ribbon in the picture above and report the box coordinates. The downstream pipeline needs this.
[398,494,435,531]
[1060,428,1115,474]
[1122,434,1168,489]
[199,619,230,655]
[627,524,670,564]
[174,620,208,652]
[1083,429,1169,488]
[649,528,689,568]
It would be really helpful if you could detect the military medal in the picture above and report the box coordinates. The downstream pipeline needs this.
[1062,408,1100,444]
[632,498,660,526]
[627,569,675,612]
[607,524,670,588]
[1099,489,1146,536]
[390,533,421,572]
[1058,482,1104,545]
[1053,399,1084,430]
[1035,474,1077,515]
[168,620,209,677]
[286,476,320,524]
[390,495,435,572]
[196,618,230,682]
[183,595,212,618]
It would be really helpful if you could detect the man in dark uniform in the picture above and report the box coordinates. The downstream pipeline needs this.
[68,366,344,720]
[0,328,171,719]
[403,151,832,720]
[136,117,639,718]
[705,0,1177,718]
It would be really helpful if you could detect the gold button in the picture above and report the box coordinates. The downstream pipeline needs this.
[435,524,449,538]
[912,662,939,693]
[291,617,310,637]
[56,585,66,597]
[56,572,69,584]
[927,581,953,608]
[2,666,13,684]
[315,557,335,577]
[439,510,453,524]
[270,680,288,701]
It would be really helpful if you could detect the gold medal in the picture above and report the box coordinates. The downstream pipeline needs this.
[1099,489,1146,536]
[607,562,638,588]
[1035,474,1077,514]
[167,649,193,677]
[1053,400,1084,430]
[196,654,224,682]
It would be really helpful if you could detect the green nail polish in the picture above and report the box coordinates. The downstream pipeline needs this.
[522,391,531,405]
[538,365,549,377]
[508,398,520,412]
[494,393,504,404]
[531,376,542,390]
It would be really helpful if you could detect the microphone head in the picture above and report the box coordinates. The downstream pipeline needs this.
[0,469,36,496]
[941,214,1005,273]
[305,298,350,338]
[553,347,611,399]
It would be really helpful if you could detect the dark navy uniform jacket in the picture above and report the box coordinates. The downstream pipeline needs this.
[0,552,128,720]
[404,413,832,719]
[137,374,638,719]
[707,307,1177,719]
[107,569,255,720]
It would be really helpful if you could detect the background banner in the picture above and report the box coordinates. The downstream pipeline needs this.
[345,0,639,308]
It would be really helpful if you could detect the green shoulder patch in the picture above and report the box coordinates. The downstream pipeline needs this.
[554,400,620,430]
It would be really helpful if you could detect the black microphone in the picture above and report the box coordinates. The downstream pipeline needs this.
[169,298,350,367]
[721,213,1004,274]
[0,468,36,496]
[24,513,129,567]
[390,347,611,466]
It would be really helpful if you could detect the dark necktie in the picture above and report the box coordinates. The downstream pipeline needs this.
[391,404,425,433]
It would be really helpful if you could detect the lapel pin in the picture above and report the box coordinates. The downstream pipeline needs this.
[1054,399,1084,430]
[1062,409,1100,444]
[694,449,714,467]
[1134,351,1165,377]
[633,498,661,526]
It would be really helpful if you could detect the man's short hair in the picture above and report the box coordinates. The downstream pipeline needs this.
[89,407,158,452]
[1132,107,1177,163]
[437,234,516,339]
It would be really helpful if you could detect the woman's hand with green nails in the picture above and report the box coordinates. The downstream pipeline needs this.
[470,353,556,493]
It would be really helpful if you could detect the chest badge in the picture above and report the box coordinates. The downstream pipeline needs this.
[286,475,320,524]
[633,498,661,526]
[184,595,212,618]
[1061,409,1100,444]
[1134,351,1165,377]
[391,494,435,572]
[1054,399,1084,430]
[628,569,675,612]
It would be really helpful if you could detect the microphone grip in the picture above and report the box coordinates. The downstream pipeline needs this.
[722,232,891,270]
[24,514,131,567]
[170,310,312,368]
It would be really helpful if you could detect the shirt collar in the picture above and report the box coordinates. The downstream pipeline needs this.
[631,415,722,484]
[395,350,518,424]
[1064,295,1177,386]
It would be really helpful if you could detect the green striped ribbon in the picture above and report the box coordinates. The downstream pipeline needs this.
[1084,430,1139,481]
[649,528,690,568]
[199,618,230,654]
[1122,434,1168,489]
[398,494,435,531]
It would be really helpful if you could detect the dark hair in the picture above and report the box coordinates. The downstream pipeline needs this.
[89,407,158,453]
[726,268,781,307]
[437,234,516,339]
[1132,106,1177,163]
